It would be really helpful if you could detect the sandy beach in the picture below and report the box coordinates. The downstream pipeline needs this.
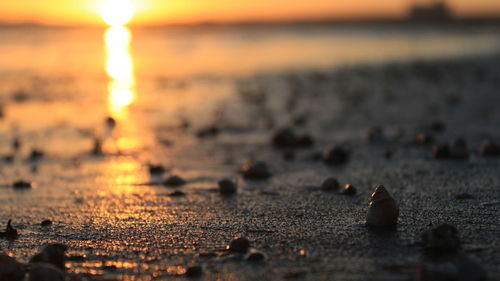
[0,23,499,280]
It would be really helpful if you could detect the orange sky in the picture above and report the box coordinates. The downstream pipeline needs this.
[1,0,499,26]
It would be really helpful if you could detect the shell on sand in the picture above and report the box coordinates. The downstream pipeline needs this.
[366,185,399,227]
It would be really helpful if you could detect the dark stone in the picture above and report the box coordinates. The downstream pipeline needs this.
[0,253,25,281]
[478,139,500,156]
[29,149,44,161]
[196,126,219,138]
[184,266,202,277]
[283,151,296,161]
[91,138,103,156]
[321,177,340,191]
[218,179,237,196]
[416,133,434,145]
[322,147,349,165]
[148,164,165,174]
[421,224,460,254]
[105,116,116,129]
[228,237,250,253]
[163,175,186,186]
[168,190,186,197]
[432,144,451,159]
[41,220,52,226]
[341,184,357,195]
[13,180,32,189]
[455,193,474,200]
[30,243,68,270]
[245,251,266,262]
[272,128,297,148]
[449,138,469,160]
[240,161,271,180]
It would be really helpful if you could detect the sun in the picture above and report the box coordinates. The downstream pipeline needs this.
[100,0,135,26]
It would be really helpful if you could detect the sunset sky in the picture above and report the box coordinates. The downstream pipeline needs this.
[1,0,499,26]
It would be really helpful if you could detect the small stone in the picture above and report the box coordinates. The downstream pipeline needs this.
[0,220,19,240]
[168,190,185,197]
[0,253,25,281]
[184,266,202,278]
[449,138,469,160]
[30,244,68,270]
[228,237,250,253]
[13,137,21,151]
[218,179,237,196]
[245,250,266,262]
[478,139,500,156]
[41,220,52,226]
[282,151,296,161]
[455,193,474,200]
[163,175,186,186]
[28,263,64,281]
[196,126,219,138]
[240,161,271,180]
[421,224,460,254]
[13,180,32,189]
[148,164,165,174]
[3,154,14,163]
[91,138,103,156]
[29,149,44,161]
[341,184,357,195]
[105,116,116,130]
[322,146,349,165]
[296,135,314,148]
[272,128,297,148]
[432,144,451,159]
[321,177,340,191]
[416,133,434,145]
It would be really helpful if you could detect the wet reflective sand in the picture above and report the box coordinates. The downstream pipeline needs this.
[0,24,499,280]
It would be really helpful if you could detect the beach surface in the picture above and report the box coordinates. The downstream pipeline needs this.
[0,25,499,280]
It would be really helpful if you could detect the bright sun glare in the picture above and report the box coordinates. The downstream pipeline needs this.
[100,0,135,26]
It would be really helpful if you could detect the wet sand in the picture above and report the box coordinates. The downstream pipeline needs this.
[1,54,499,280]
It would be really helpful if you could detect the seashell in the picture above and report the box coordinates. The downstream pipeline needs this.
[163,175,186,186]
[218,179,237,196]
[366,185,399,227]
[322,146,349,165]
[421,224,460,253]
[240,161,271,180]
[228,237,250,253]
[28,263,64,281]
[30,244,68,271]
[321,177,340,192]
[0,253,25,281]
[341,184,357,195]
[478,139,500,156]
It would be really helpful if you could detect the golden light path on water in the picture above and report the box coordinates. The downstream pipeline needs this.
[105,26,136,115]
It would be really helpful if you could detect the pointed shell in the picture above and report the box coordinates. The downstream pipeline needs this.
[366,185,399,227]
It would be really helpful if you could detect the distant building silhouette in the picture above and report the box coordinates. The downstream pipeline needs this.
[409,1,452,21]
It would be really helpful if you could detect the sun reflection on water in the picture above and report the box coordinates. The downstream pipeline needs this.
[105,26,136,117]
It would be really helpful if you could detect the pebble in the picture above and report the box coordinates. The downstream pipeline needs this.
[0,253,25,281]
[13,137,21,151]
[168,190,186,197]
[163,175,186,186]
[105,116,116,130]
[41,220,52,226]
[184,266,202,278]
[271,128,314,148]
[13,180,32,189]
[421,224,460,254]
[321,177,340,191]
[196,125,219,138]
[148,164,165,175]
[28,263,64,281]
[29,149,44,161]
[0,220,19,240]
[455,193,474,200]
[245,249,266,262]
[218,179,237,196]
[432,144,451,159]
[30,244,68,270]
[322,146,349,165]
[240,161,271,180]
[478,139,500,156]
[228,237,250,253]
[341,184,357,195]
